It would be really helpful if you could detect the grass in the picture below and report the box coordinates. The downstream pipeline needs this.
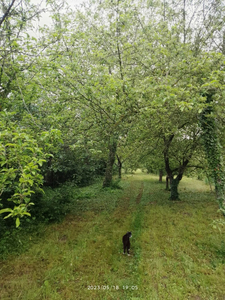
[1,172,225,299]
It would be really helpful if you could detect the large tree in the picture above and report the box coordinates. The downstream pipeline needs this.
[32,0,147,187]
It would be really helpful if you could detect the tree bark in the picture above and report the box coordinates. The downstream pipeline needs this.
[170,175,182,200]
[164,141,175,195]
[103,137,117,188]
[166,174,173,190]
[222,30,225,55]
[117,154,122,179]
[159,169,163,182]
[170,177,180,200]
[0,0,16,28]
[166,175,169,190]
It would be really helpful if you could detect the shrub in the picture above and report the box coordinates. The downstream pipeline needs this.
[30,182,77,222]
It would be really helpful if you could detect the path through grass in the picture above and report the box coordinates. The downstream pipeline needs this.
[1,173,225,299]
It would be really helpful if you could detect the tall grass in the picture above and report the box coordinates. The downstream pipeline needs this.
[0,173,225,299]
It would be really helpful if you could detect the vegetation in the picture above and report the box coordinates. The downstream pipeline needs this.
[1,173,225,299]
[0,0,225,298]
[1,0,225,212]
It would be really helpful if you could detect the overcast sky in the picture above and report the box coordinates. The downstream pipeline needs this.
[35,0,87,27]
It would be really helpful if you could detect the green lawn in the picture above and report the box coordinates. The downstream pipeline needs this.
[1,173,225,299]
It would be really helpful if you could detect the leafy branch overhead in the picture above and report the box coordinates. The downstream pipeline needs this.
[0,0,225,225]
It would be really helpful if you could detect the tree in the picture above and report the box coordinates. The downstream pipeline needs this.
[32,0,146,187]
[0,0,48,112]
[163,124,201,199]
[124,0,225,198]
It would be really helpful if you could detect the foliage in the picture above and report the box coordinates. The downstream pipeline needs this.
[105,178,123,190]
[0,0,48,113]
[200,91,225,213]
[0,112,62,225]
[41,141,106,187]
[212,218,225,232]
[0,0,225,224]
[29,182,77,223]
[0,114,44,225]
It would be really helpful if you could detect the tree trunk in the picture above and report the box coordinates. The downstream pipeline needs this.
[0,0,16,28]
[159,169,163,182]
[170,177,180,200]
[166,174,173,190]
[222,30,225,55]
[117,155,122,179]
[163,133,190,200]
[103,137,117,188]
[166,175,169,190]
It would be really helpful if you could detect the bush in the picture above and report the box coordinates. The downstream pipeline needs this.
[43,146,106,187]
[30,182,77,222]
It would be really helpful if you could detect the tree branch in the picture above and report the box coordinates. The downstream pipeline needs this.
[0,0,17,28]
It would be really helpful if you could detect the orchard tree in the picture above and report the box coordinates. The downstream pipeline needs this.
[132,2,225,199]
[0,0,48,112]
[33,0,147,187]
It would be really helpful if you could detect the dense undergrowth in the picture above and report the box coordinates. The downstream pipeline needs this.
[1,172,225,299]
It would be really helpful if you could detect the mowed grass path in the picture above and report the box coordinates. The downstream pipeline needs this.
[1,172,225,299]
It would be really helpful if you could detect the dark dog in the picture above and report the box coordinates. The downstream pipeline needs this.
[122,232,132,255]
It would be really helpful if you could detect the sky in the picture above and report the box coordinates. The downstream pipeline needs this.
[34,0,87,27]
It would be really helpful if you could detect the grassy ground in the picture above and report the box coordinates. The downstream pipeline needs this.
[1,172,225,299]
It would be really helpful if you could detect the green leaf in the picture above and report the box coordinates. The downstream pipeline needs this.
[0,208,13,214]
[16,217,20,228]
[23,212,31,217]
[4,213,13,219]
